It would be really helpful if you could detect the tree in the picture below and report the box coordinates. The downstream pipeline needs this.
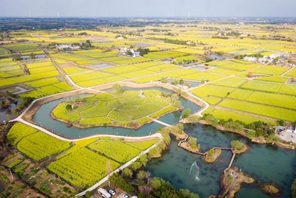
[179,79,184,85]
[188,136,197,149]
[122,168,133,178]
[138,154,148,167]
[65,104,72,111]
[112,84,124,94]
[151,177,162,190]
[84,191,92,198]
[277,120,285,126]
[247,129,256,138]
[171,93,179,101]
[137,170,150,180]
[182,108,191,119]
[172,100,182,108]
[30,53,35,59]
[180,189,200,198]
[231,140,243,150]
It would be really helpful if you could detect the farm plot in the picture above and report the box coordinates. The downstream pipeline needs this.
[103,65,143,74]
[28,66,57,74]
[125,139,158,150]
[227,89,254,100]
[256,76,288,83]
[251,65,290,76]
[17,131,70,161]
[146,64,181,73]
[201,96,222,105]
[209,60,260,71]
[146,50,188,59]
[246,91,296,110]
[284,67,296,77]
[47,147,120,188]
[241,80,283,93]
[212,77,247,87]
[191,84,235,98]
[52,81,73,91]
[26,60,53,69]
[119,69,156,79]
[7,123,38,145]
[5,43,40,53]
[38,85,65,95]
[25,77,60,87]
[63,67,91,75]
[88,139,140,163]
[278,84,296,96]
[52,53,99,65]
[70,70,112,82]
[0,47,9,55]
[218,99,296,121]
[206,67,239,76]
[181,72,224,82]
[133,61,165,68]
[210,109,275,124]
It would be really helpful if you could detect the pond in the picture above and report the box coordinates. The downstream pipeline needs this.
[208,54,231,61]
[0,98,22,123]
[145,123,296,198]
[166,79,202,88]
[192,66,207,71]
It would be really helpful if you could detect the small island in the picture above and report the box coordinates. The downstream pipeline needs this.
[203,148,222,163]
[179,136,201,153]
[52,87,183,129]
[260,183,282,196]
[231,140,248,154]
[219,167,255,198]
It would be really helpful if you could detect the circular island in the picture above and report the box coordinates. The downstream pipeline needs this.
[51,89,183,129]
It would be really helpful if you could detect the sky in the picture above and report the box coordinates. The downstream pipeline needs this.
[0,0,296,18]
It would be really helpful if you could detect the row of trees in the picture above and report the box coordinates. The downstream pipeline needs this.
[201,114,280,143]
[110,166,200,198]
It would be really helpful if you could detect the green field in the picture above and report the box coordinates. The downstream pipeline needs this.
[211,77,247,87]
[88,139,141,163]
[8,125,71,161]
[192,84,235,98]
[7,123,38,145]
[241,80,283,93]
[246,91,296,110]
[219,99,296,121]
[52,90,180,127]
[47,147,120,188]
[210,109,275,124]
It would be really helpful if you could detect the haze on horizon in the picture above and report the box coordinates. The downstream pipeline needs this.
[1,0,296,18]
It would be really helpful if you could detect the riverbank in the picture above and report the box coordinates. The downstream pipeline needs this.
[194,120,296,151]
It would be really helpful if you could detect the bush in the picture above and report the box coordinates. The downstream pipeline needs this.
[231,140,243,150]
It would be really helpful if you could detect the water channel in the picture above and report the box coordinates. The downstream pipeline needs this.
[32,87,296,197]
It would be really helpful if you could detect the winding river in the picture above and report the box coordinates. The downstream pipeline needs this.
[32,87,296,197]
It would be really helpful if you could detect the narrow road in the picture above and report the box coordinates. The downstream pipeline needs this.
[281,66,294,76]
